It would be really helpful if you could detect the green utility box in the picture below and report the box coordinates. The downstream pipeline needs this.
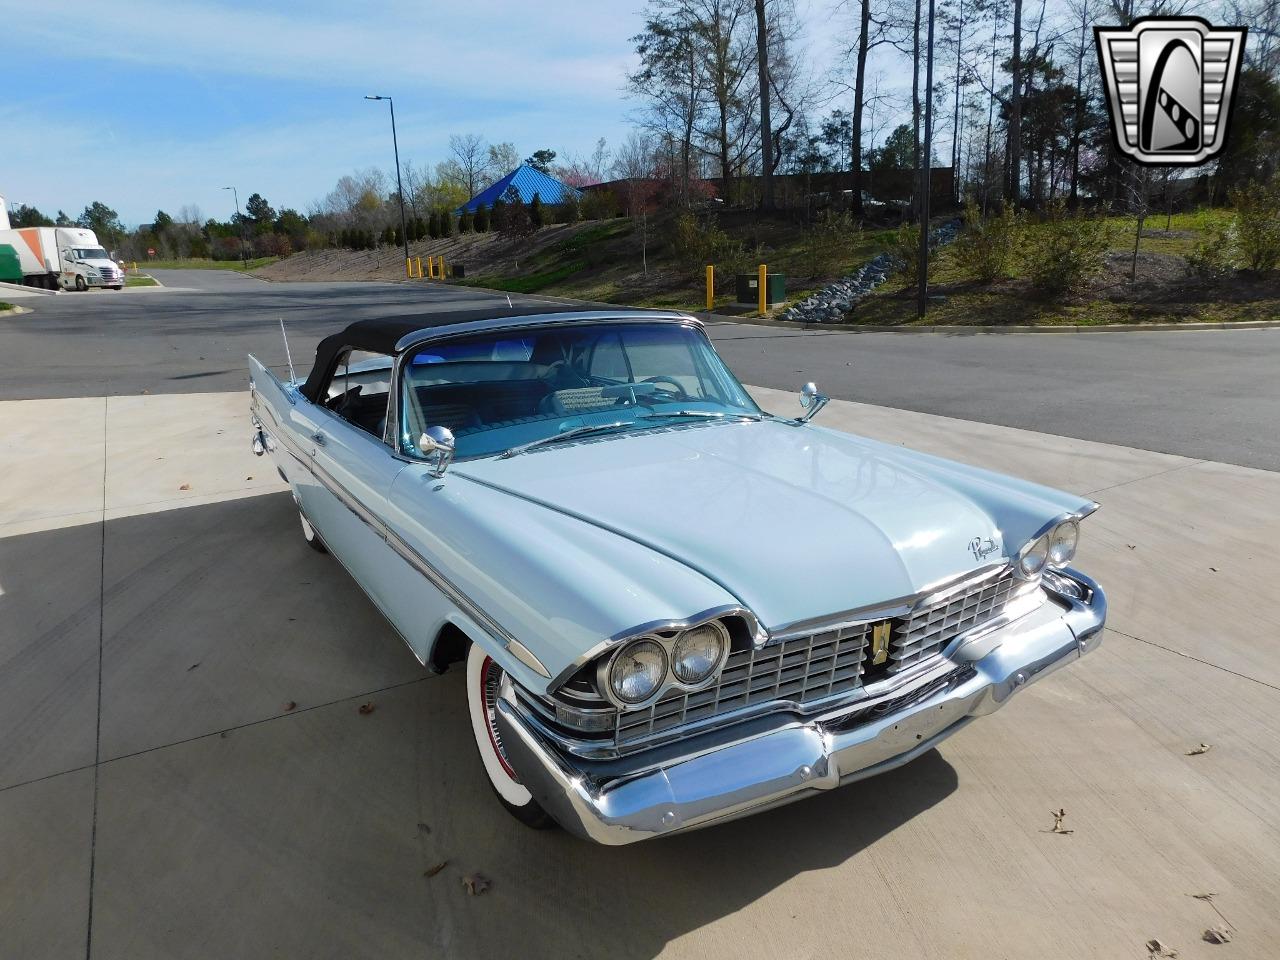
[735,272,786,307]
[0,244,22,284]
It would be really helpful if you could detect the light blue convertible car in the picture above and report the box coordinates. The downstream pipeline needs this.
[249,308,1106,844]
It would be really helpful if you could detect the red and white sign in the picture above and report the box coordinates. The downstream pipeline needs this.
[147,247,156,256]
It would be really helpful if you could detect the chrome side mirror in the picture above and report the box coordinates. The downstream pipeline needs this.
[796,382,829,423]
[419,425,455,477]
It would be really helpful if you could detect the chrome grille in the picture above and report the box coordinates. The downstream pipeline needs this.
[616,623,871,742]
[890,571,1023,674]
[610,567,1031,748]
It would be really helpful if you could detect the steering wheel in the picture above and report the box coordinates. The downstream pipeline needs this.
[641,376,688,398]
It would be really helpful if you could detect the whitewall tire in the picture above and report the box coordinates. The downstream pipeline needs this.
[465,644,553,828]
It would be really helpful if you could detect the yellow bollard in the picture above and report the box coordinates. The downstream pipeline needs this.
[415,256,423,278]
[757,263,767,314]
[706,265,714,311]
[439,256,446,279]
[405,257,412,279]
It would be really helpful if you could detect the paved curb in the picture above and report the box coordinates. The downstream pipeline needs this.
[708,312,1280,335]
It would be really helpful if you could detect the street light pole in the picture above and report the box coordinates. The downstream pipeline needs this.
[916,0,937,319]
[222,185,248,268]
[365,95,411,268]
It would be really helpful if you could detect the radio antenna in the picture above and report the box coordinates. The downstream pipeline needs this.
[279,318,297,383]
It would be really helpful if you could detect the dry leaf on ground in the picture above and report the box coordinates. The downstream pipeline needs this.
[283,701,297,712]
[1145,939,1178,957]
[1186,743,1212,756]
[178,483,191,490]
[1203,927,1232,944]
[462,874,490,896]
[358,702,375,715]
[424,861,448,878]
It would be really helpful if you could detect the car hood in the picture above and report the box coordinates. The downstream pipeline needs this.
[457,419,1095,631]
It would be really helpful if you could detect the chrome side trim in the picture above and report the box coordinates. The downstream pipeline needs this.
[393,310,700,353]
[263,403,530,668]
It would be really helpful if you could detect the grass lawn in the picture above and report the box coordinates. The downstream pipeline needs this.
[126,275,159,287]
[137,257,279,271]
[459,214,894,316]
[844,211,1278,326]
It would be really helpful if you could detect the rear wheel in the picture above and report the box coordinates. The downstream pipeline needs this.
[299,512,327,553]
[466,644,554,829]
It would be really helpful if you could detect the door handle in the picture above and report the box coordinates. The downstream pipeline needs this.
[311,431,326,446]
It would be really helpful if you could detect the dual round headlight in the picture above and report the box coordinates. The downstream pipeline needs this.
[1019,519,1079,578]
[604,620,730,705]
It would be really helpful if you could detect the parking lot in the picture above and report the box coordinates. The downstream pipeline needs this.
[3,274,1279,959]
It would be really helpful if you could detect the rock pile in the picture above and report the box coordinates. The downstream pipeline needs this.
[781,220,961,324]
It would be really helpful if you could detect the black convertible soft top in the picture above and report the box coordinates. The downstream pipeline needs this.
[299,306,589,402]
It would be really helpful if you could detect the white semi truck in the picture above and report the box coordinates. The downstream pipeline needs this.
[0,194,124,290]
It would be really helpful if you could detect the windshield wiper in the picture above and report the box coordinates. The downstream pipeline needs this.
[638,410,764,422]
[498,421,635,459]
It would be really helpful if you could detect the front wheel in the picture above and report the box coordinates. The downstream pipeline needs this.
[75,275,87,291]
[466,644,554,829]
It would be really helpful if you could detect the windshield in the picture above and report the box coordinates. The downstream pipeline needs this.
[399,321,760,460]
[73,247,110,260]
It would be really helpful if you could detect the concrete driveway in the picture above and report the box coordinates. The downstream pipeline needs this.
[2,384,1276,959]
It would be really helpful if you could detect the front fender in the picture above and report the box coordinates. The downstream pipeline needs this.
[383,463,741,696]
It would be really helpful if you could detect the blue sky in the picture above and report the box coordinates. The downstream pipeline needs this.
[3,0,849,226]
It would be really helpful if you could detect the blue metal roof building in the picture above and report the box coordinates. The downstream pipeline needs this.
[455,164,581,215]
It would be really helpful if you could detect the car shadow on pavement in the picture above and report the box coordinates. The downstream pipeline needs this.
[1,491,958,958]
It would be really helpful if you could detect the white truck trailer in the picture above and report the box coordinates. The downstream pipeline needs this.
[0,194,124,290]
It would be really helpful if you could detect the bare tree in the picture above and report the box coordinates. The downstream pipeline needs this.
[449,134,488,198]
[628,5,706,204]
[755,0,774,208]
[1006,0,1023,205]
[612,132,658,273]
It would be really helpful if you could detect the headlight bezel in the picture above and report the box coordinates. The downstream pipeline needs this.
[592,612,748,710]
[1046,519,1079,567]
[1017,513,1088,580]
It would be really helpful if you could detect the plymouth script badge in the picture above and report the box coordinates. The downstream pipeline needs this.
[969,536,1000,561]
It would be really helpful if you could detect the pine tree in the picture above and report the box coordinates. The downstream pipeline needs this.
[529,192,544,228]
[440,209,454,237]
[474,205,489,232]
[490,197,507,233]
[428,211,441,239]
[459,209,474,233]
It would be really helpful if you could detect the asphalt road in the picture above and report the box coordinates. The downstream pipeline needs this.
[3,269,1278,470]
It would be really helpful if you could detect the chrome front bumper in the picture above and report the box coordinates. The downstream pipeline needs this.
[496,569,1106,845]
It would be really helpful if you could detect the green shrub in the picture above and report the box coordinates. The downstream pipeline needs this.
[954,200,1022,282]
[1026,204,1112,295]
[458,210,474,233]
[439,208,454,237]
[809,211,862,277]
[1184,221,1236,281]
[529,192,544,228]
[670,213,722,276]
[1229,181,1280,272]
[885,223,923,284]
[428,211,441,239]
